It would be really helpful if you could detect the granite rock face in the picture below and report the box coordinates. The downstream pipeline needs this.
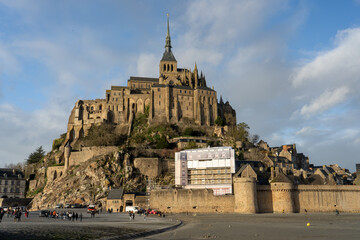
[30,152,146,210]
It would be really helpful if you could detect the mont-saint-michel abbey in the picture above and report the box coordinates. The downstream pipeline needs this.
[2,16,360,228]
[66,17,235,149]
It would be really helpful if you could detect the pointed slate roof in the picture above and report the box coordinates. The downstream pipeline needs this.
[107,187,124,200]
[161,14,176,62]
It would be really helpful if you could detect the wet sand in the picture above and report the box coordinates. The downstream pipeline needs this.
[141,212,360,240]
[0,210,180,240]
[2,211,360,240]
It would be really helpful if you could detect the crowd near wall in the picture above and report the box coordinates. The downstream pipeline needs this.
[150,178,360,213]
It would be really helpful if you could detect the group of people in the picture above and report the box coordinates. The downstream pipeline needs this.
[47,210,83,221]
[0,207,29,223]
[129,211,136,221]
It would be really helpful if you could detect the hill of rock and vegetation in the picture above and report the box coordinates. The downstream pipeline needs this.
[21,111,255,209]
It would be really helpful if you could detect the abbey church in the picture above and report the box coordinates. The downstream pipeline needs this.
[65,17,236,143]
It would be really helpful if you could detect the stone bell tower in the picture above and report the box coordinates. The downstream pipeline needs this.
[159,14,178,85]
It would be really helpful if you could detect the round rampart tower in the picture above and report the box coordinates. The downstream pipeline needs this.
[233,177,258,213]
[270,182,294,213]
[64,143,72,170]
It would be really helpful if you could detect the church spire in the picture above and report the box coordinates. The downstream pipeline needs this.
[161,13,176,62]
[165,13,172,51]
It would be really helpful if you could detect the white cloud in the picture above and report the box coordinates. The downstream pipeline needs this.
[291,28,360,87]
[176,0,288,67]
[136,53,158,77]
[0,102,68,166]
[299,86,350,117]
[296,126,314,135]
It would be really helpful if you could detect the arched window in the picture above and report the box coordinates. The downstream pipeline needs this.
[91,106,94,111]
[99,105,102,111]
[171,64,173,71]
[163,64,166,71]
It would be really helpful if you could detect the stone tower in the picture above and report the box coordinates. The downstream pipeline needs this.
[159,14,178,85]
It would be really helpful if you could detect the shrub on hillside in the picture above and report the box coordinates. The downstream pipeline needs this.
[52,133,67,151]
[82,123,127,146]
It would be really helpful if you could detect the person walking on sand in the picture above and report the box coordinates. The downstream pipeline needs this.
[0,209,4,223]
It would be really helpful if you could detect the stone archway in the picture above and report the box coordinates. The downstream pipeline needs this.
[53,171,57,181]
[137,99,144,113]
[125,200,133,206]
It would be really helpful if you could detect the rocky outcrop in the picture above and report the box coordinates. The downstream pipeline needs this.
[30,151,146,210]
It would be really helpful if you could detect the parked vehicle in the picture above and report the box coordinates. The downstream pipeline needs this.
[65,203,71,208]
[71,203,81,208]
[39,210,50,217]
[148,209,160,214]
[55,203,63,209]
[87,205,97,213]
[125,206,139,213]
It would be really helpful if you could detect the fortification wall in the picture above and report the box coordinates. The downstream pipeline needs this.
[150,184,360,213]
[69,146,118,166]
[47,166,65,181]
[150,188,234,213]
[294,185,360,213]
[257,185,273,213]
[134,158,161,178]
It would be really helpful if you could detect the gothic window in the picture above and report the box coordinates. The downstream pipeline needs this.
[171,64,173,71]
[159,101,161,105]
[91,106,94,111]
[163,64,166,71]
[99,105,102,110]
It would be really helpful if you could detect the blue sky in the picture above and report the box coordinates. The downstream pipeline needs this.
[1,0,360,171]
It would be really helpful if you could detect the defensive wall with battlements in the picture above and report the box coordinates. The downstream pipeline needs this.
[150,177,360,213]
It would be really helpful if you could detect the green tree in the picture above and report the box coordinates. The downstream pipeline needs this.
[214,116,224,126]
[227,122,250,146]
[183,141,198,150]
[26,146,46,164]
[155,135,170,149]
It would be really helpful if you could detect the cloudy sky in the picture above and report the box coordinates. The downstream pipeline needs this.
[0,0,359,171]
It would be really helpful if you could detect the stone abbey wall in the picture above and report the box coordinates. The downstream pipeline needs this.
[150,178,360,213]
